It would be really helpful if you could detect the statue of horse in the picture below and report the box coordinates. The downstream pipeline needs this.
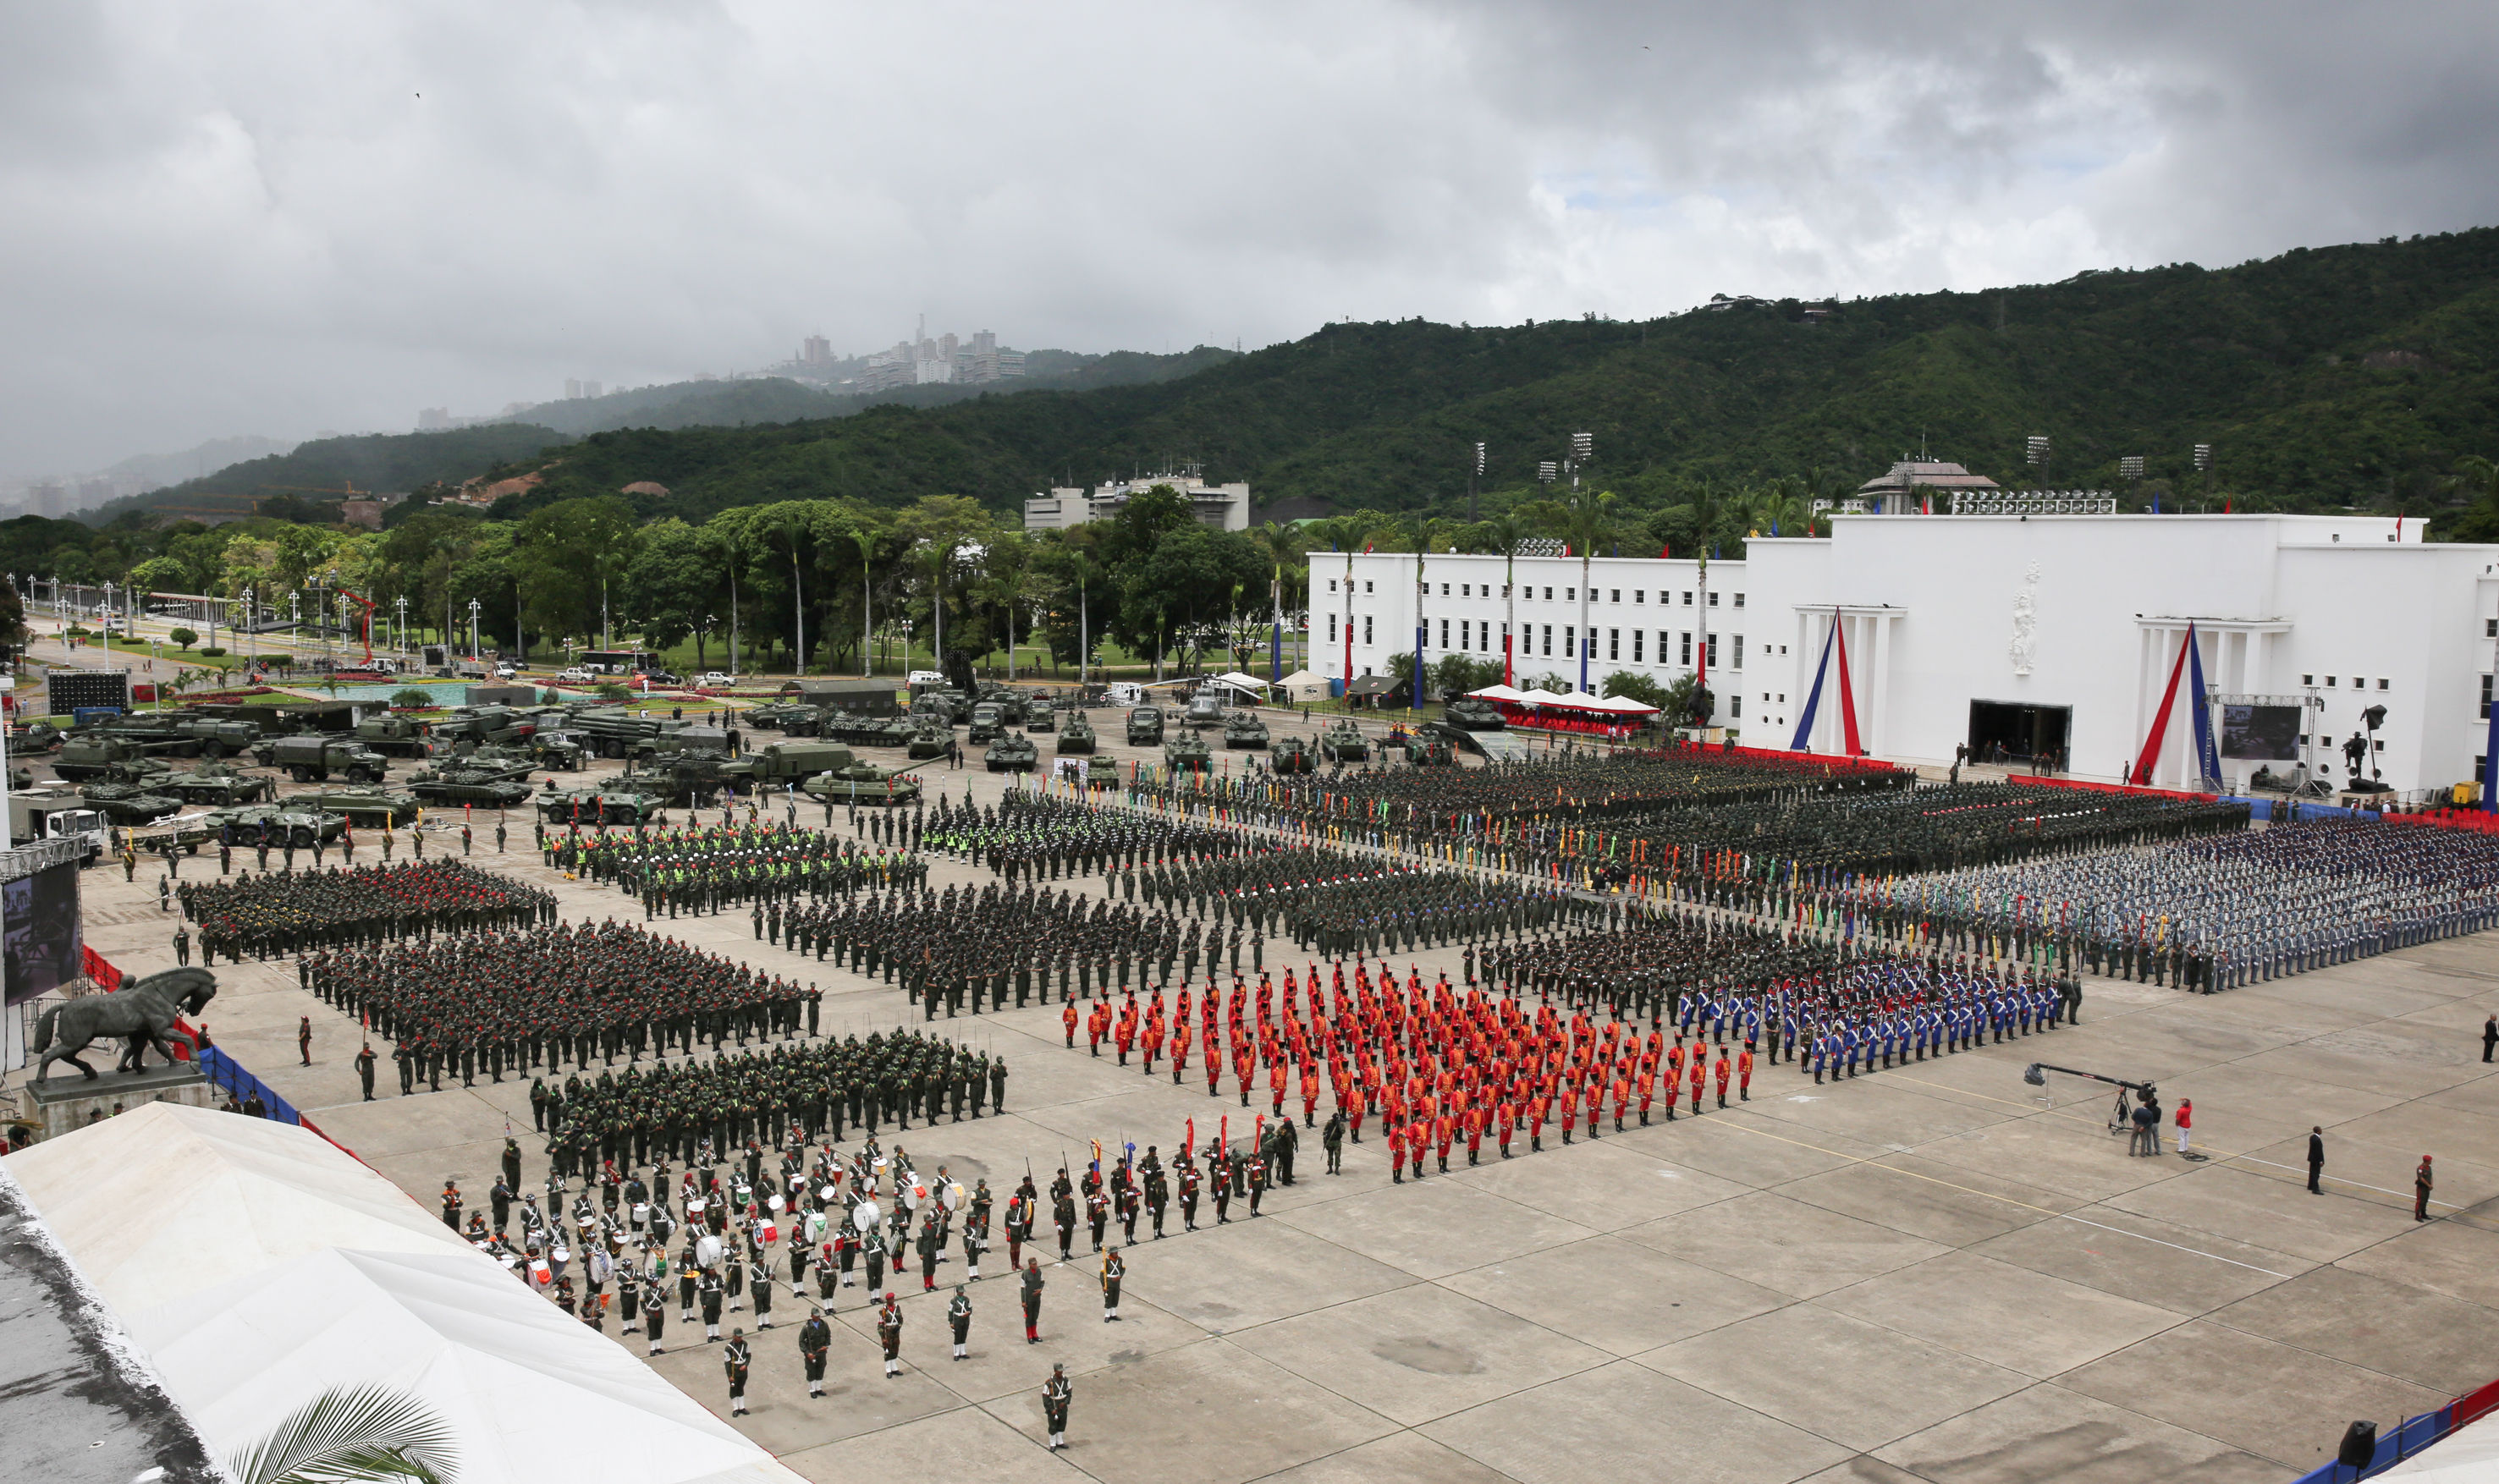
[31,968,218,1083]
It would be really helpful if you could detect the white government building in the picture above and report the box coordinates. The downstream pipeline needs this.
[1309,503,2499,797]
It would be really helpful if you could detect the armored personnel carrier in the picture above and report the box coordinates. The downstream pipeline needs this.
[1164,731,1212,773]
[207,805,345,849]
[1318,717,1370,762]
[293,787,423,828]
[1056,712,1096,754]
[537,786,667,827]
[1269,734,1316,774]
[742,699,819,733]
[905,721,950,761]
[1222,711,1269,750]
[162,760,275,806]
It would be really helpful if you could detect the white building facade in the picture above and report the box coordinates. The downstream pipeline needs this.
[1307,514,2499,795]
[1024,473,1251,532]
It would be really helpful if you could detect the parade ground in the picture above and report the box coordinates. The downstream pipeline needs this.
[26,742,2499,1484]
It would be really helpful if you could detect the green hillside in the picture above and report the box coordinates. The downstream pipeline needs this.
[480,228,2499,525]
[84,424,573,525]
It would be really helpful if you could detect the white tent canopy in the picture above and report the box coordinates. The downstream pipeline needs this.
[7,1104,801,1484]
[1275,668,1329,701]
[1203,671,1272,695]
[1464,684,1529,701]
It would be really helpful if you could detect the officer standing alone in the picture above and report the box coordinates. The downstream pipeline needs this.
[723,1327,751,1416]
[1042,1364,1072,1451]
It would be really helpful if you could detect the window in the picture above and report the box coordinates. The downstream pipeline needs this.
[1610,589,1621,604]
[2302,673,2314,686]
[1778,693,1786,703]
[1326,579,1336,594]
[1461,583,1471,597]
[1501,585,1511,598]
[1566,587,1577,602]
[1632,630,1645,662]
[1328,614,1338,642]
[2487,618,2496,638]
[1540,624,1552,657]
[1440,583,1450,596]
[1657,631,1669,664]
[2326,676,2337,687]
[1706,633,1719,667]
[1565,626,1576,658]
[1498,622,1509,652]
[1364,581,1374,595]
[1459,619,1470,650]
[1634,591,1645,604]
[1731,695,1742,718]
[1708,591,1720,607]
[2482,675,2491,719]
[2378,678,2390,690]
[1734,593,1747,608]
[1362,616,1373,644]
[1439,619,1450,649]
[1732,635,1744,670]
[1608,628,1620,661]
[1543,586,1553,601]
[1682,591,1693,606]
[1679,632,1692,666]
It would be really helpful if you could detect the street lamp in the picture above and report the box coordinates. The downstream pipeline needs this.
[243,586,256,666]
[468,598,482,662]
[394,596,408,657]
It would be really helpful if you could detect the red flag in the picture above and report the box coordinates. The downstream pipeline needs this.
[1186,1118,1194,1156]
[1659,543,1670,558]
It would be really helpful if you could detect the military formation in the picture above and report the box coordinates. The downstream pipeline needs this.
[540,819,927,918]
[305,921,822,1089]
[181,860,554,963]
[921,789,1254,882]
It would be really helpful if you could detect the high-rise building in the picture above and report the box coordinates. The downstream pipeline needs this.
[418,407,452,431]
[564,379,581,400]
[801,334,832,366]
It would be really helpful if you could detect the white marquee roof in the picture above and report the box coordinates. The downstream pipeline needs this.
[7,1103,801,1484]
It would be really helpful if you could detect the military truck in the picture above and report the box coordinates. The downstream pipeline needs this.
[629,724,741,763]
[1056,712,1096,754]
[79,781,183,825]
[1318,717,1371,762]
[1444,696,1508,730]
[527,728,588,771]
[735,740,867,789]
[1269,734,1316,774]
[984,734,1038,772]
[1126,705,1166,745]
[294,787,423,828]
[564,708,680,760]
[1184,690,1226,728]
[249,734,392,783]
[162,760,276,806]
[1222,711,1269,750]
[1024,704,1056,734]
[425,705,535,749]
[1164,732,1212,772]
[909,690,971,726]
[88,711,262,759]
[799,753,924,806]
[966,703,1009,745]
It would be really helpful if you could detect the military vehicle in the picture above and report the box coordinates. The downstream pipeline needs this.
[95,756,176,788]
[352,712,434,757]
[162,760,275,806]
[528,729,588,771]
[250,734,391,783]
[99,711,264,758]
[79,782,182,824]
[1222,710,1269,750]
[966,703,1009,745]
[1269,734,1316,774]
[426,705,535,749]
[405,761,535,808]
[210,805,346,849]
[537,786,666,826]
[630,724,741,763]
[741,699,820,732]
[984,734,1038,772]
[1444,696,1508,731]
[840,714,920,748]
[799,754,924,806]
[12,721,64,754]
[972,684,1029,724]
[1023,704,1056,734]
[1057,712,1097,754]
[905,722,950,761]
[55,732,191,781]
[1402,730,1457,767]
[909,689,971,726]
[1318,717,1370,762]
[7,763,29,792]
[294,787,423,828]
[561,707,678,760]
[1184,690,1227,728]
[1164,732,1212,772]
[1126,705,1166,745]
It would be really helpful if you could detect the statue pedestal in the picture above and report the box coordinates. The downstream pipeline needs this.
[16,1062,213,1142]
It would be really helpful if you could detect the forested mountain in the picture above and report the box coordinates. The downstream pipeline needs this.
[91,228,2499,534]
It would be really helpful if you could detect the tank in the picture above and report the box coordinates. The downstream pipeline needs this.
[78,782,182,824]
[13,721,64,754]
[1126,706,1166,745]
[294,787,424,827]
[741,700,817,733]
[800,755,924,806]
[55,734,176,781]
[163,760,275,806]
[1164,732,1212,772]
[1056,712,1096,754]
[1318,717,1370,762]
[1269,734,1316,774]
[984,735,1038,772]
[1403,732,1457,767]
[1444,697,1508,731]
[406,761,537,807]
[1222,711,1269,750]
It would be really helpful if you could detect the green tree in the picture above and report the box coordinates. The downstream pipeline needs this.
[226,1383,458,1484]
[168,626,198,650]
[622,518,716,669]
[1524,486,1617,691]
[512,497,641,656]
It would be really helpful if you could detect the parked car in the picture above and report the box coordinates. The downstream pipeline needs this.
[557,666,594,684]
[493,662,519,679]
[699,671,736,688]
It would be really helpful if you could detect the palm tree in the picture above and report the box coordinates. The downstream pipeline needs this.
[828,516,876,678]
[1525,486,1617,692]
[227,1385,457,1484]
[1252,520,1307,683]
[1400,512,1445,710]
[771,507,813,676]
[1750,481,1808,540]
[1478,511,1533,685]
[1680,479,1737,713]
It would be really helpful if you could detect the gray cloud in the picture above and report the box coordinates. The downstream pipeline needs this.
[4,0,2496,476]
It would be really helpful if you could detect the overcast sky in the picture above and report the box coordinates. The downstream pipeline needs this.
[7,0,2498,478]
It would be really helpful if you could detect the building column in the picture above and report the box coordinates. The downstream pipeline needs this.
[1869,613,1894,757]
